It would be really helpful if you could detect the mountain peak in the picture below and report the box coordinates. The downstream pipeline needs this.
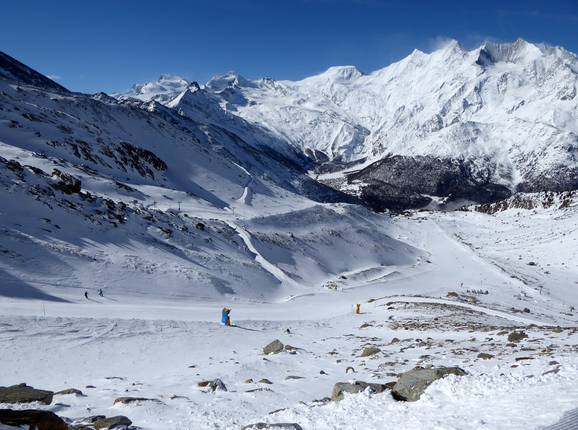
[322,65,363,80]
[477,38,542,66]
[206,72,255,92]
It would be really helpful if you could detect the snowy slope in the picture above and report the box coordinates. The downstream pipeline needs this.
[0,51,403,303]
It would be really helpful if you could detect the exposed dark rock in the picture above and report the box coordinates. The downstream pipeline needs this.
[392,366,466,401]
[51,168,81,194]
[0,384,53,405]
[82,414,133,429]
[198,379,227,392]
[263,339,284,355]
[508,331,528,343]
[0,409,68,430]
[477,353,495,360]
[359,346,381,357]
[347,155,512,211]
[113,396,163,405]
[55,388,85,397]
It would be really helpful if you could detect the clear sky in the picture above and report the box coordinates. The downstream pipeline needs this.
[2,0,577,93]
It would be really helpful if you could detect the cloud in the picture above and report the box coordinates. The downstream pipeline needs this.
[427,36,458,51]
[47,74,62,81]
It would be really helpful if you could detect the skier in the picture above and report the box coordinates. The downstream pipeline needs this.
[84,291,89,300]
[98,289,104,297]
[221,307,231,326]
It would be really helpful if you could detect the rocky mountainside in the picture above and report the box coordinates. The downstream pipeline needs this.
[0,50,365,300]
[119,39,578,209]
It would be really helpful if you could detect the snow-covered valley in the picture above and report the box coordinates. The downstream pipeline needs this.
[1,44,578,430]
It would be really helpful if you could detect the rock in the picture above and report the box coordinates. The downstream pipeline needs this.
[392,366,466,402]
[0,384,53,405]
[508,331,528,343]
[477,353,494,360]
[198,379,227,392]
[244,378,254,384]
[113,396,163,405]
[245,388,274,393]
[0,409,68,430]
[527,261,537,266]
[359,346,380,357]
[446,291,459,298]
[331,381,393,401]
[83,415,133,429]
[263,339,284,355]
[55,388,85,397]
[241,423,303,430]
[52,168,82,194]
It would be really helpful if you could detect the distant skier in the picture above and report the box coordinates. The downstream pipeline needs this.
[98,289,104,297]
[221,307,231,326]
[84,291,89,300]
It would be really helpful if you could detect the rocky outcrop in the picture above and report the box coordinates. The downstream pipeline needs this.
[0,384,53,405]
[0,409,68,430]
[347,155,512,211]
[51,169,82,194]
[392,366,466,401]
[473,191,576,214]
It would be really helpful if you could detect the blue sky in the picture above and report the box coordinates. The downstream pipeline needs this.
[2,0,577,93]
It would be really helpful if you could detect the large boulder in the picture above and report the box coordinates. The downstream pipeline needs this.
[0,384,53,405]
[331,381,394,401]
[241,423,303,430]
[0,409,68,430]
[263,340,284,355]
[392,366,466,401]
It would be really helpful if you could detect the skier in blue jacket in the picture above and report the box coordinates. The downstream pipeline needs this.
[221,307,231,326]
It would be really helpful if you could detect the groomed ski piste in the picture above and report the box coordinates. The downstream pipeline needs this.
[2,193,578,429]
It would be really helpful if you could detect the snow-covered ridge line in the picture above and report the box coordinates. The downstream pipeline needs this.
[114,38,578,210]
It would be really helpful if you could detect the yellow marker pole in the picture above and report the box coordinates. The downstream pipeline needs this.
[355,304,361,314]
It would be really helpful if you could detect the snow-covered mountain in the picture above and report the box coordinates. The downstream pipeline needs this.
[119,39,578,209]
[0,50,365,301]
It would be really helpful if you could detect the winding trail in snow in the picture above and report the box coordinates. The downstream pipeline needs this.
[372,295,554,326]
[225,219,300,289]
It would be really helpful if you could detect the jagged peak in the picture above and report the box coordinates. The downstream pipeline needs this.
[206,72,255,92]
[476,38,542,66]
